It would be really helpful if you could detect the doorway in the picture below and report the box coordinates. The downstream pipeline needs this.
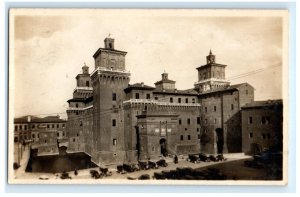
[215,128,224,154]
[159,138,167,157]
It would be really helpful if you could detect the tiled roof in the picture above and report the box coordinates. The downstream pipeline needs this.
[242,99,283,109]
[153,88,198,96]
[14,115,66,123]
[124,83,155,93]
[154,78,176,85]
[93,48,127,58]
[198,83,252,96]
[196,63,227,70]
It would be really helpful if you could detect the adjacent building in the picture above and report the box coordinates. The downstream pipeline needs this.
[241,99,283,155]
[14,115,67,155]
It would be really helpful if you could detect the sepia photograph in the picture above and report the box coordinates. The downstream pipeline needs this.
[8,9,289,185]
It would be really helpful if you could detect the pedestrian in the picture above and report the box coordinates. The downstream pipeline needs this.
[174,155,178,164]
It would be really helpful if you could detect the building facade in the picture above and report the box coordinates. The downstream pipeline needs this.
[241,100,283,155]
[14,115,67,155]
[66,37,259,165]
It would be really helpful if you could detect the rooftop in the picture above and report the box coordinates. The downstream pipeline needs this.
[14,115,66,124]
[242,99,283,109]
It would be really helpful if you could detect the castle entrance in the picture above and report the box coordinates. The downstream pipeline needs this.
[159,138,167,157]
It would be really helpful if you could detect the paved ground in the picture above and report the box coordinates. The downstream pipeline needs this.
[13,152,259,181]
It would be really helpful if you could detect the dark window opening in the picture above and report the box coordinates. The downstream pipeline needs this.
[180,135,183,141]
[262,133,266,139]
[197,117,200,124]
[154,97,158,100]
[179,119,181,125]
[112,93,117,101]
[146,94,151,99]
[135,93,140,99]
[231,104,234,110]
[267,133,271,139]
[15,126,17,131]
[47,125,50,129]
[170,97,173,103]
[187,118,191,125]
[178,98,181,103]
[112,119,116,127]
[248,117,253,124]
[73,138,75,142]
[52,124,54,128]
[86,81,90,87]
[185,98,188,103]
[57,124,59,128]
[24,125,27,130]
[249,133,253,138]
[76,103,78,108]
[109,43,112,49]
[205,107,207,113]
[32,125,35,129]
[185,128,187,131]
[192,98,195,103]
[261,116,270,125]
[214,106,217,112]
[188,135,191,140]
[57,133,59,137]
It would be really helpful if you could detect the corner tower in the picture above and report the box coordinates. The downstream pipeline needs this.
[194,50,230,93]
[91,37,130,164]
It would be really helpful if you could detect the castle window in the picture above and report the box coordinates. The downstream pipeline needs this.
[57,124,59,128]
[188,135,191,140]
[76,112,79,115]
[246,89,248,95]
[249,132,253,139]
[113,138,117,145]
[57,133,59,137]
[15,126,17,131]
[109,43,112,49]
[76,103,78,108]
[146,94,151,99]
[214,106,217,112]
[44,140,47,143]
[112,93,117,101]
[179,119,181,125]
[178,98,181,103]
[19,125,22,130]
[47,124,50,129]
[187,118,191,125]
[267,133,271,139]
[248,117,253,124]
[80,121,83,126]
[32,125,35,129]
[205,119,207,124]
[135,93,140,99]
[185,128,187,131]
[155,97,158,100]
[205,107,207,113]
[77,133,79,136]
[262,133,266,139]
[73,138,75,142]
[197,117,200,124]
[185,98,188,103]
[192,98,195,103]
[152,147,155,151]
[112,119,116,127]
[52,124,54,128]
[32,134,35,138]
[261,116,270,125]
[86,81,90,87]
[62,124,65,128]
[231,104,234,110]
[180,135,183,141]
[24,125,27,130]
[170,97,173,103]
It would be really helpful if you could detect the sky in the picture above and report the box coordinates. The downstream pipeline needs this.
[11,9,286,119]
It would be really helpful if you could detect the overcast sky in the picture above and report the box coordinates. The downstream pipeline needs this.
[11,9,286,119]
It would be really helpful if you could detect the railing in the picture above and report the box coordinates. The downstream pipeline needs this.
[194,78,229,85]
[67,105,93,111]
[91,67,130,76]
[73,87,93,92]
[123,99,201,107]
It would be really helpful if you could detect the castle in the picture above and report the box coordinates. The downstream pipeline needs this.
[66,37,255,165]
